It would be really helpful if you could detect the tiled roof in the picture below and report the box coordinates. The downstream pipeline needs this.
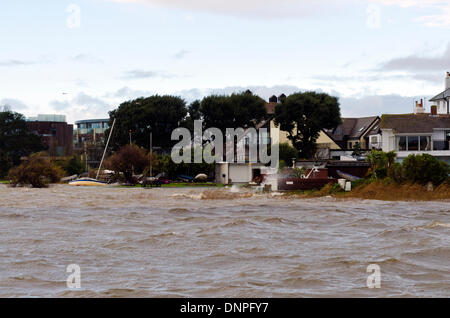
[325,116,379,142]
[380,113,450,133]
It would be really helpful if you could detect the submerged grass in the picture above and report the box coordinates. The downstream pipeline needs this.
[345,179,450,201]
[284,178,450,201]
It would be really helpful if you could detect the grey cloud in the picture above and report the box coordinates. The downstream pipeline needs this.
[379,44,450,72]
[172,50,190,59]
[72,54,103,63]
[122,70,177,79]
[0,60,38,67]
[0,98,29,111]
[339,94,432,117]
[50,92,112,116]
[104,86,155,100]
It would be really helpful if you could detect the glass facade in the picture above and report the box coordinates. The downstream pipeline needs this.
[397,136,431,151]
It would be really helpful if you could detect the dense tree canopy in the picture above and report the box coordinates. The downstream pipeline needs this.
[274,92,342,159]
[107,95,188,150]
[200,91,267,135]
[0,111,45,177]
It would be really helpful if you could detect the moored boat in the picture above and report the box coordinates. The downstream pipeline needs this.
[69,178,108,187]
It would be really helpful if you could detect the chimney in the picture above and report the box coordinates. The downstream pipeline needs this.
[414,99,425,114]
[446,72,450,90]
[431,105,438,115]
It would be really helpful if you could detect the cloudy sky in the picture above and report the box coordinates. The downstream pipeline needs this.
[1,0,449,123]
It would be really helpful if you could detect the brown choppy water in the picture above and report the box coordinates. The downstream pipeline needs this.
[0,185,449,297]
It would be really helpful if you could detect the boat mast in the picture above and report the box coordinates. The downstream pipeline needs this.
[96,118,116,180]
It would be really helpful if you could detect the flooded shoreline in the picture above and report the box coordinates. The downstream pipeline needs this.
[0,185,449,297]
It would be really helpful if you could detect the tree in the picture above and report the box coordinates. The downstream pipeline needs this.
[0,111,45,178]
[107,95,188,151]
[367,150,397,179]
[279,143,298,165]
[274,92,341,159]
[367,150,397,169]
[64,155,85,176]
[180,100,202,133]
[200,91,267,135]
[104,144,149,184]
[8,152,64,188]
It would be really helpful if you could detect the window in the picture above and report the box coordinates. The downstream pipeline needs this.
[398,136,407,151]
[397,136,431,151]
[420,136,431,151]
[408,136,419,151]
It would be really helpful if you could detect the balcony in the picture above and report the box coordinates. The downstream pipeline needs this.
[433,140,450,151]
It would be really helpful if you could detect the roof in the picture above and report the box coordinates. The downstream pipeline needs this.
[380,113,450,133]
[75,119,109,124]
[325,116,379,142]
[430,88,450,101]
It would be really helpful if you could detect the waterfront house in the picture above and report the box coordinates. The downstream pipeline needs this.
[316,116,381,159]
[429,72,450,115]
[380,112,450,164]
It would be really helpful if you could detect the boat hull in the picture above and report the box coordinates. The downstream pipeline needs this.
[69,179,108,187]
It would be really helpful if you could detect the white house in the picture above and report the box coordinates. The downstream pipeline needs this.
[381,113,450,164]
[429,72,450,115]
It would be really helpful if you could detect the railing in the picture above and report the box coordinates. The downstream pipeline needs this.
[433,140,450,151]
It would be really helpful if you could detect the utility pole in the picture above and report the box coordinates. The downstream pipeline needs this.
[150,129,153,178]
[147,125,153,178]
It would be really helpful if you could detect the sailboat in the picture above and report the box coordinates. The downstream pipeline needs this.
[69,118,116,187]
[69,177,108,186]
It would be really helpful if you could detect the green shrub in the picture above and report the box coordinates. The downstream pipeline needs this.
[8,153,64,188]
[367,150,396,170]
[374,167,387,179]
[401,154,449,186]
[387,162,405,183]
[65,155,85,176]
